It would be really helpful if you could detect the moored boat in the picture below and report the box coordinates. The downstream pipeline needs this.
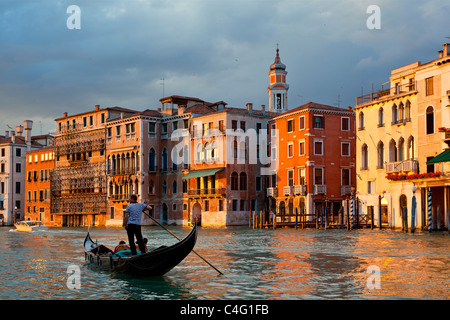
[84,224,197,276]
[14,220,47,232]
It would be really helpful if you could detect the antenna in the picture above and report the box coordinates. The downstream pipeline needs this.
[160,78,165,98]
[335,94,342,108]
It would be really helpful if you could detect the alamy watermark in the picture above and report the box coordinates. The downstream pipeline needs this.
[67,264,81,290]
[367,5,381,30]
[67,5,81,30]
[366,265,381,289]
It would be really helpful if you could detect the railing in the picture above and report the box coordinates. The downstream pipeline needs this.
[109,194,130,201]
[283,186,293,196]
[108,168,138,176]
[267,187,278,197]
[385,159,418,174]
[314,185,327,195]
[356,81,416,105]
[187,188,226,197]
[341,186,353,196]
[294,185,307,195]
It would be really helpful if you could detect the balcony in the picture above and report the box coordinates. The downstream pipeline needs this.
[283,186,293,196]
[267,187,278,197]
[341,186,353,196]
[385,159,418,174]
[314,185,327,195]
[187,188,226,198]
[294,185,307,195]
[108,168,138,176]
[356,81,416,105]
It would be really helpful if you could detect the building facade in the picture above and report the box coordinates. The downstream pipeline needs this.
[269,102,356,222]
[355,43,450,231]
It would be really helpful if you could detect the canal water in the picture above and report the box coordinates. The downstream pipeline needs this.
[0,225,448,300]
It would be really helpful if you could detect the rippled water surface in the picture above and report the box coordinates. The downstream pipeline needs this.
[0,226,448,300]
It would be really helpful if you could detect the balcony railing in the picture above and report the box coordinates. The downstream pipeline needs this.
[283,186,293,196]
[294,185,307,195]
[356,81,416,105]
[385,159,418,174]
[341,186,353,196]
[108,168,138,176]
[187,188,226,197]
[314,185,327,195]
[267,187,278,197]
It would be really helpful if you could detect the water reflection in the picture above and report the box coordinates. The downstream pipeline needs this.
[0,226,448,300]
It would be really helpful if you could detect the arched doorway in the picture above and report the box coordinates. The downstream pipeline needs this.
[400,194,408,231]
[162,203,168,225]
[192,202,202,226]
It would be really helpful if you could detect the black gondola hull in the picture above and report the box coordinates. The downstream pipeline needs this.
[84,224,197,276]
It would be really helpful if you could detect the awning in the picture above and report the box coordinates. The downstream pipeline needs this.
[426,149,450,165]
[182,168,223,179]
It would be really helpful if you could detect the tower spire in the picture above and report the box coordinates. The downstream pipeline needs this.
[267,46,289,113]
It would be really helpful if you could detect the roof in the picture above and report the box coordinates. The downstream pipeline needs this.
[273,102,354,120]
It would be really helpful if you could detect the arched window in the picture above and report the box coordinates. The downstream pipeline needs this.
[172,147,178,171]
[233,140,238,159]
[359,112,365,130]
[162,180,167,194]
[148,179,155,194]
[377,141,384,169]
[389,139,397,162]
[392,104,398,124]
[231,172,238,190]
[149,148,156,171]
[398,102,404,122]
[196,143,203,163]
[204,142,211,163]
[361,144,368,170]
[211,141,219,162]
[378,107,384,127]
[398,137,405,161]
[407,136,415,160]
[239,172,247,191]
[405,100,411,121]
[426,106,434,134]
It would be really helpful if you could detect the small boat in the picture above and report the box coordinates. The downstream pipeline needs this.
[84,224,197,276]
[14,220,47,232]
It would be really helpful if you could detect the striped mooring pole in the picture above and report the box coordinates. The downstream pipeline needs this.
[350,198,354,230]
[427,188,432,232]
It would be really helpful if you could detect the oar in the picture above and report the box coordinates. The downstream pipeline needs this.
[143,211,223,276]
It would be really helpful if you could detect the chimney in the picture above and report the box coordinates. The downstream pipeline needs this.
[95,105,100,111]
[23,120,33,151]
[246,103,253,114]
[5,131,9,138]
[157,108,161,112]
[64,112,68,118]
[261,105,266,115]
[16,125,23,137]
[439,50,444,59]
[443,43,450,57]
[10,131,15,143]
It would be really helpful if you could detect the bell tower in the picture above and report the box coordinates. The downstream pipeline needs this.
[267,46,289,113]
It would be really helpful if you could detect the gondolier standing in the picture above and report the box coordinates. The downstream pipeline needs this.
[123,195,152,255]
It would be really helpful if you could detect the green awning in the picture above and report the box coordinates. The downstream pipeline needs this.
[426,149,450,164]
[182,168,223,179]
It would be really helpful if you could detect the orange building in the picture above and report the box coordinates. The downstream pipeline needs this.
[268,102,356,221]
[25,146,57,225]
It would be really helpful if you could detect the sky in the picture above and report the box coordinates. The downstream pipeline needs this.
[0,0,449,136]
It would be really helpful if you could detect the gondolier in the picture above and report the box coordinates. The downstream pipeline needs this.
[123,195,152,255]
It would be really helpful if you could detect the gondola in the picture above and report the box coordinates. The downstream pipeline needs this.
[84,224,197,276]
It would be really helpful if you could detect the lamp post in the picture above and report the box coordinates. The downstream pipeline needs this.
[411,185,416,233]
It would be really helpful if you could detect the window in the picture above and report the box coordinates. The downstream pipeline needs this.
[126,123,135,133]
[426,77,434,96]
[240,200,246,211]
[162,181,167,194]
[426,157,435,173]
[240,121,246,132]
[1,181,5,193]
[149,148,156,171]
[377,141,384,169]
[232,199,238,211]
[231,172,239,190]
[299,116,305,130]
[251,199,257,212]
[173,121,178,131]
[182,180,187,194]
[287,119,294,133]
[196,143,203,163]
[288,169,294,186]
[342,168,350,186]
[232,120,238,131]
[83,117,87,127]
[204,200,209,211]
[161,148,168,171]
[172,180,177,194]
[219,120,224,132]
[16,148,21,157]
[361,144,369,170]
[314,141,323,155]
[256,123,262,134]
[1,148,5,157]
[149,122,156,133]
[116,126,121,136]
[341,142,350,156]
[239,172,247,191]
[378,107,384,127]
[271,124,276,137]
[218,200,223,211]
[299,141,305,156]
[15,181,20,194]
[314,168,323,185]
[148,180,155,194]
[313,115,324,129]
[255,176,262,192]
[359,112,365,130]
[101,113,105,124]
[162,123,168,134]
[298,168,305,185]
[287,142,294,158]
[89,115,93,126]
[426,106,434,134]
[16,163,21,173]
[368,181,375,194]
[341,117,350,131]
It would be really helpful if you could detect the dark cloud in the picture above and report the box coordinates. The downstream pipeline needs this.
[0,0,449,135]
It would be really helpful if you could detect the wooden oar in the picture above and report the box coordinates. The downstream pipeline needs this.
[143,211,223,276]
